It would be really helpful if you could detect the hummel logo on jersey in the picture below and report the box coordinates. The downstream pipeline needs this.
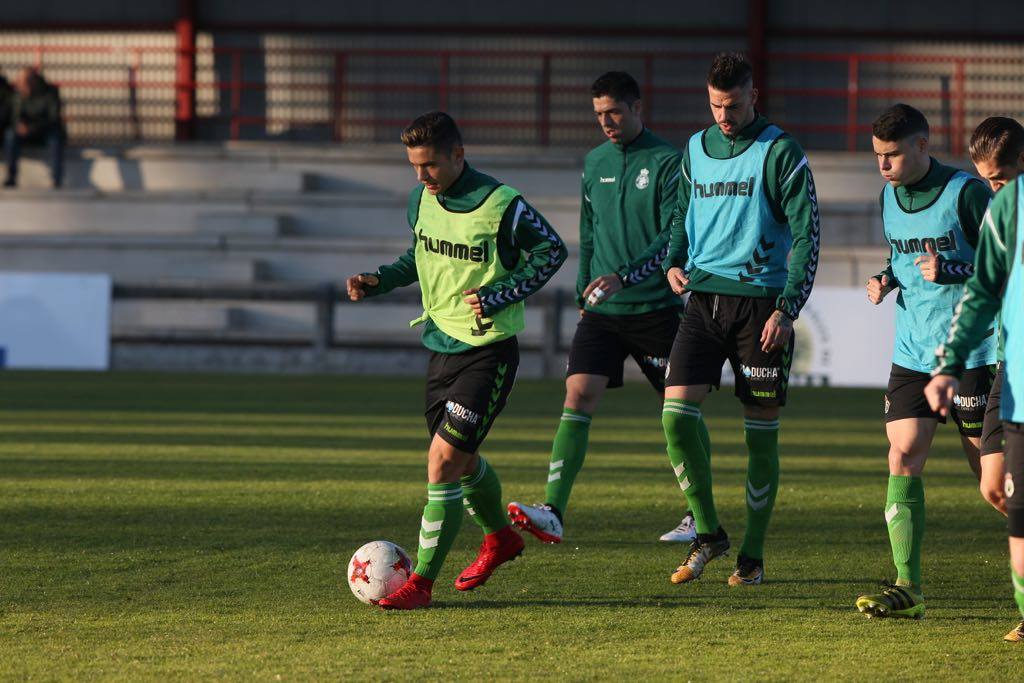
[693,176,755,198]
[889,229,957,256]
[953,394,987,409]
[599,176,616,183]
[446,400,482,425]
[417,230,489,263]
[741,364,779,380]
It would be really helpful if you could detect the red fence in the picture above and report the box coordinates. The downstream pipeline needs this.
[2,44,1021,152]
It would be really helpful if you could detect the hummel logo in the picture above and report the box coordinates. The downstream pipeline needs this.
[599,177,616,183]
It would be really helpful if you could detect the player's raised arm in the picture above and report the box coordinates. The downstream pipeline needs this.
[475,197,567,317]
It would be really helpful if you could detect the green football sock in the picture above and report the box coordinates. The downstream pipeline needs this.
[461,456,508,535]
[413,482,463,580]
[1013,566,1024,619]
[544,408,591,515]
[662,399,718,534]
[885,475,925,589]
[740,418,780,561]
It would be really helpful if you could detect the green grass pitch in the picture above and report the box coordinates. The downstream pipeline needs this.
[1,371,1020,680]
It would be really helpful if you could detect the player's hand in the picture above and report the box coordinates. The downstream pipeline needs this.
[980,453,1008,516]
[760,309,793,353]
[866,274,894,304]
[914,242,941,282]
[463,288,484,317]
[582,274,623,307]
[666,267,689,295]
[924,374,959,417]
[346,273,379,301]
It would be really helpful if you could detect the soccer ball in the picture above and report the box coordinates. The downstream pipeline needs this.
[346,540,412,604]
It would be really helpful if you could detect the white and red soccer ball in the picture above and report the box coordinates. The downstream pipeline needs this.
[347,540,412,604]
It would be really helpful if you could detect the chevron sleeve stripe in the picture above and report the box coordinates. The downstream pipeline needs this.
[477,199,566,315]
[620,242,670,286]
[935,258,974,284]
[776,166,820,319]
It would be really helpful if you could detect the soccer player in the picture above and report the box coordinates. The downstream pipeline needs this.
[855,104,995,620]
[346,112,566,610]
[966,117,1024,516]
[925,170,1024,642]
[506,72,695,545]
[660,52,821,586]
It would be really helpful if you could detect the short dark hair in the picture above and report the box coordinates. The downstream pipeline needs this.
[969,116,1024,165]
[707,52,753,91]
[400,111,463,154]
[591,71,641,105]
[872,104,929,142]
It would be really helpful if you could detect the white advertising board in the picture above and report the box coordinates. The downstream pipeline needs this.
[718,286,898,389]
[0,272,111,370]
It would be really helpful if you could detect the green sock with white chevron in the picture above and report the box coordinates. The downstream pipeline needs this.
[886,475,925,589]
[413,482,464,581]
[662,399,719,534]
[1014,566,1024,618]
[461,457,507,535]
[739,418,780,561]
[544,408,592,515]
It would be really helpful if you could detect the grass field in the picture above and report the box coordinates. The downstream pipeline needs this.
[1,370,1021,680]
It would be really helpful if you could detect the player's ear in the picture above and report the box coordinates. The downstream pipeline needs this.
[452,144,465,165]
[750,87,758,108]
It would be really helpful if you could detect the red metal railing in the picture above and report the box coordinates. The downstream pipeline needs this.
[1,44,1021,153]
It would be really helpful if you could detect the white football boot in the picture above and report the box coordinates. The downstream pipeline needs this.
[659,511,697,543]
[507,502,563,543]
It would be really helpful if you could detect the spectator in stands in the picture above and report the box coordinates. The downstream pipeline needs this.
[4,67,65,189]
[0,71,13,141]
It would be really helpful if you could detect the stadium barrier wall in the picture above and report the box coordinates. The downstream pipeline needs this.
[110,283,896,387]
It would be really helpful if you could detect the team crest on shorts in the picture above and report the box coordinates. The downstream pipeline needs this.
[635,168,650,190]
[884,394,890,414]
[1007,473,1016,499]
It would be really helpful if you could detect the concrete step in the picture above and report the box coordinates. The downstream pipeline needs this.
[197,212,291,238]
[12,155,310,193]
[112,301,245,330]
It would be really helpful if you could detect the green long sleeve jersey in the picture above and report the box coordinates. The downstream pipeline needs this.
[577,127,683,314]
[361,163,567,354]
[663,114,820,319]
[934,177,1018,377]
[875,158,992,287]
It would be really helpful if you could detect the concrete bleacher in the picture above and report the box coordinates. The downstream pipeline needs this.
[0,142,918,369]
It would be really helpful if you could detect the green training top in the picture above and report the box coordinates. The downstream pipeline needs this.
[663,113,820,319]
[935,177,1018,376]
[362,163,567,354]
[578,127,683,314]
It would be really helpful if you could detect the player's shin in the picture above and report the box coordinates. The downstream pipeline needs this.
[740,419,780,560]
[886,475,925,589]
[663,399,718,533]
[461,456,508,534]
[413,482,464,580]
[544,408,592,515]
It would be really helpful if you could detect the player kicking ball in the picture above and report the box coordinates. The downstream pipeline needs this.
[347,112,566,610]
[507,72,694,546]
[856,104,995,619]
[927,164,1024,641]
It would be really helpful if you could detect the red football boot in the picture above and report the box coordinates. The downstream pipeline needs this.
[454,526,525,591]
[377,573,433,611]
